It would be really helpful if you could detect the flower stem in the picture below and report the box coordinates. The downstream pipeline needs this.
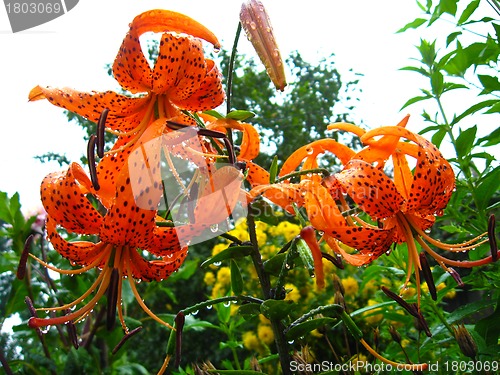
[247,203,291,375]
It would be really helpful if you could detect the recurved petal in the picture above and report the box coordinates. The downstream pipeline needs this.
[113,9,220,93]
[362,126,455,215]
[152,33,205,95]
[130,9,220,48]
[324,235,376,267]
[245,160,271,186]
[279,139,355,178]
[238,123,260,160]
[128,245,188,282]
[302,181,345,230]
[335,160,404,220]
[324,225,395,265]
[250,183,303,214]
[169,59,225,111]
[29,86,150,127]
[46,216,103,266]
[41,163,103,234]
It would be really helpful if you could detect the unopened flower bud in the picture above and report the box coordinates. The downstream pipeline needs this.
[452,324,477,359]
[240,0,287,91]
[389,325,402,344]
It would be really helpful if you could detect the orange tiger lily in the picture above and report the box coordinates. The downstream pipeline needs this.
[29,121,244,332]
[322,119,497,304]
[29,9,225,201]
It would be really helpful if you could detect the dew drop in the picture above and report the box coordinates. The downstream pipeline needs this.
[250,21,257,30]
[213,261,222,267]
[191,310,199,316]
[223,301,231,307]
[206,305,213,310]
[210,224,219,233]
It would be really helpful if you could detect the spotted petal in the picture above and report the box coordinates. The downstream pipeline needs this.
[362,126,455,215]
[113,9,220,94]
[45,217,104,266]
[28,86,150,130]
[335,160,404,220]
[41,163,103,234]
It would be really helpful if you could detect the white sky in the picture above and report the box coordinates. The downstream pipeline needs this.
[0,0,497,211]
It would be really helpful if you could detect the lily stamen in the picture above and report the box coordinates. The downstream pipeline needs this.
[96,108,109,158]
[87,135,100,190]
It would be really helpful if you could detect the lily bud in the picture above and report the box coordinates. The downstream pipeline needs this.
[452,324,477,359]
[240,0,287,91]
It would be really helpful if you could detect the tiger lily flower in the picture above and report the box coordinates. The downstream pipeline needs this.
[323,119,497,304]
[29,9,225,201]
[28,121,244,332]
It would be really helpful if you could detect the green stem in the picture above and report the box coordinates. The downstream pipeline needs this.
[424,293,454,335]
[275,168,330,183]
[247,204,291,375]
[180,295,263,315]
[227,22,242,115]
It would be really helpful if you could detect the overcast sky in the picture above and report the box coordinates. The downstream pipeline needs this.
[0,0,497,211]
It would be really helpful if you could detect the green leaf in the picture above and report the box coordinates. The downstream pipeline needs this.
[417,39,437,67]
[238,303,261,318]
[203,110,224,119]
[446,31,462,46]
[458,0,480,25]
[453,99,499,124]
[263,253,288,276]
[226,110,256,121]
[447,298,496,324]
[200,245,253,268]
[431,70,444,96]
[485,101,500,114]
[455,125,477,158]
[431,128,447,148]
[230,259,243,295]
[475,166,500,211]
[295,238,314,274]
[260,299,297,320]
[167,259,199,282]
[478,74,500,94]
[400,95,432,110]
[399,65,429,76]
[285,317,337,339]
[477,126,500,146]
[397,18,427,33]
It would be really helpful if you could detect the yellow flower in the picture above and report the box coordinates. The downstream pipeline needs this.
[204,271,215,286]
[341,276,359,297]
[401,285,416,298]
[259,314,271,325]
[230,304,239,316]
[271,221,301,241]
[284,283,301,302]
[310,329,323,338]
[216,267,231,285]
[242,331,261,351]
[437,282,456,299]
[212,243,230,257]
[211,282,227,299]
[257,323,275,345]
